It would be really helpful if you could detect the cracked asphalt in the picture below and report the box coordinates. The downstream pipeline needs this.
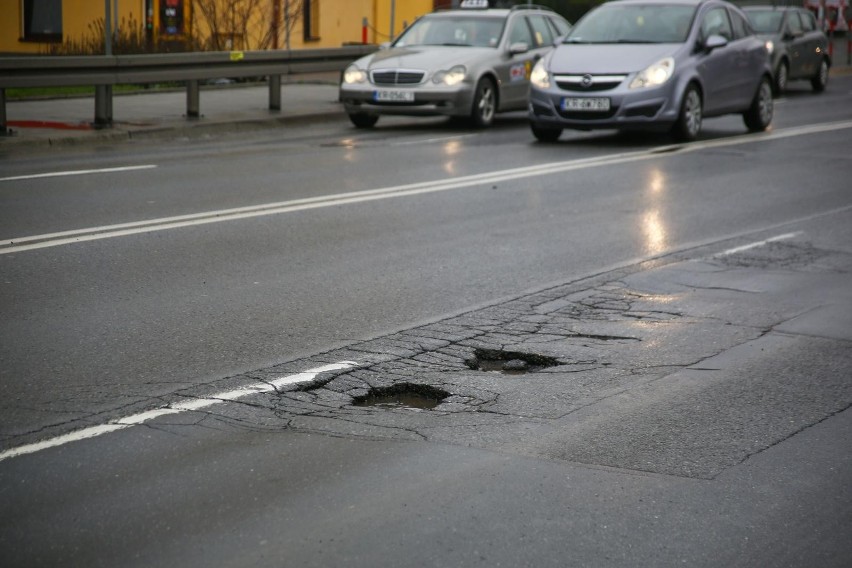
[130,216,852,484]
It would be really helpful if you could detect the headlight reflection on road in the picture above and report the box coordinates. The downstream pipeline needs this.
[443,139,461,175]
[341,138,357,163]
[642,168,668,255]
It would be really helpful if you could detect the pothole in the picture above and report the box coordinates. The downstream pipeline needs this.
[352,383,450,410]
[465,348,560,375]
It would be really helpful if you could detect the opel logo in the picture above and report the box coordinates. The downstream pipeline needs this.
[581,74,594,88]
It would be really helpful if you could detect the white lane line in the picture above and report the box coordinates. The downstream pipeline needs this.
[3,119,851,255]
[0,361,357,462]
[393,134,477,146]
[0,164,157,183]
[714,232,803,256]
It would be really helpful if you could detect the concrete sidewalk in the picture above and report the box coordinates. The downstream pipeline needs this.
[1,72,343,148]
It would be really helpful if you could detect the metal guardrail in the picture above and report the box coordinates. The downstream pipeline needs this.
[0,46,376,132]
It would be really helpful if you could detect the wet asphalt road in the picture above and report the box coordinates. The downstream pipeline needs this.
[1,76,851,566]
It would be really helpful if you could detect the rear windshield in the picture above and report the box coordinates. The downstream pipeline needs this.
[565,4,696,44]
[744,10,784,34]
[393,15,507,48]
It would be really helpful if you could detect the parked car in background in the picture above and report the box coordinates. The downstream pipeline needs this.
[339,1,571,128]
[528,0,774,142]
[743,5,831,95]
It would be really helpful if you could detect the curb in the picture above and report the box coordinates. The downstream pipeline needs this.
[0,108,348,150]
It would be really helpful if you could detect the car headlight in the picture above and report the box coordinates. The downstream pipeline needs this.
[765,40,774,55]
[432,65,466,86]
[530,59,550,89]
[629,57,674,89]
[343,65,367,84]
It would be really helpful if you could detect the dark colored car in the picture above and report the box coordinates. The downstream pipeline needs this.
[528,0,774,142]
[743,5,831,95]
[339,2,571,128]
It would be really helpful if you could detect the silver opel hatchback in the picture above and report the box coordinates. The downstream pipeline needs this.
[528,0,774,142]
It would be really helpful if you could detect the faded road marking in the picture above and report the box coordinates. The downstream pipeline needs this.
[0,164,157,182]
[0,361,358,463]
[715,232,803,257]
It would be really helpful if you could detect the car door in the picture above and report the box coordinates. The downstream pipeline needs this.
[784,10,810,78]
[697,6,740,114]
[795,9,824,77]
[728,7,766,105]
[494,14,539,110]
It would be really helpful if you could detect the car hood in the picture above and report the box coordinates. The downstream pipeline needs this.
[359,46,493,71]
[548,43,681,74]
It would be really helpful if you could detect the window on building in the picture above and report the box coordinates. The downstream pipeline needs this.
[22,0,62,41]
[303,0,320,41]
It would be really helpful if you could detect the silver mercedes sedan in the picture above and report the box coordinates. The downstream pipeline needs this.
[339,3,571,128]
[528,0,774,142]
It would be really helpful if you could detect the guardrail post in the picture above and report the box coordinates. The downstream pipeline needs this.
[269,74,281,110]
[1,88,11,136]
[94,85,113,128]
[186,80,200,119]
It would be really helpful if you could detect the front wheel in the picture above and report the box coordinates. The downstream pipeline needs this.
[811,59,829,92]
[671,84,702,142]
[348,112,379,129]
[743,77,773,132]
[470,78,497,128]
[530,123,562,142]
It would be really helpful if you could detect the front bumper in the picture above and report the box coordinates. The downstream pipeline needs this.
[339,83,476,118]
[528,82,681,132]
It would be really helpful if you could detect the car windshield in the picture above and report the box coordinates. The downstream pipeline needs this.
[744,10,784,33]
[393,15,507,48]
[565,4,696,44]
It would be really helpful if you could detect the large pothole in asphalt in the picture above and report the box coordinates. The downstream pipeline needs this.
[465,348,560,375]
[352,383,450,410]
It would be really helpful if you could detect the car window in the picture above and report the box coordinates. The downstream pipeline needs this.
[729,9,751,40]
[788,11,804,34]
[507,16,535,46]
[528,15,555,47]
[566,4,696,44]
[799,9,817,32]
[394,15,506,48]
[745,10,784,33]
[700,7,733,41]
[548,15,571,38]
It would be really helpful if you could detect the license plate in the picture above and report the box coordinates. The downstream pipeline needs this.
[561,97,610,112]
[374,90,414,102]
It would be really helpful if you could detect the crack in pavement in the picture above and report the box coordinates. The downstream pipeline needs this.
[5,230,851,479]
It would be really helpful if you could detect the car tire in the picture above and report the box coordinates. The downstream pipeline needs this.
[530,123,562,142]
[743,77,773,132]
[348,112,379,128]
[672,84,702,142]
[811,58,829,92]
[774,60,788,95]
[470,78,497,128]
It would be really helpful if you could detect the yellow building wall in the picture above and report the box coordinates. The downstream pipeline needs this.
[281,0,433,49]
[0,0,144,54]
[0,0,432,54]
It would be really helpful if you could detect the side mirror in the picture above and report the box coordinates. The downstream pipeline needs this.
[704,34,728,51]
[509,41,529,55]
